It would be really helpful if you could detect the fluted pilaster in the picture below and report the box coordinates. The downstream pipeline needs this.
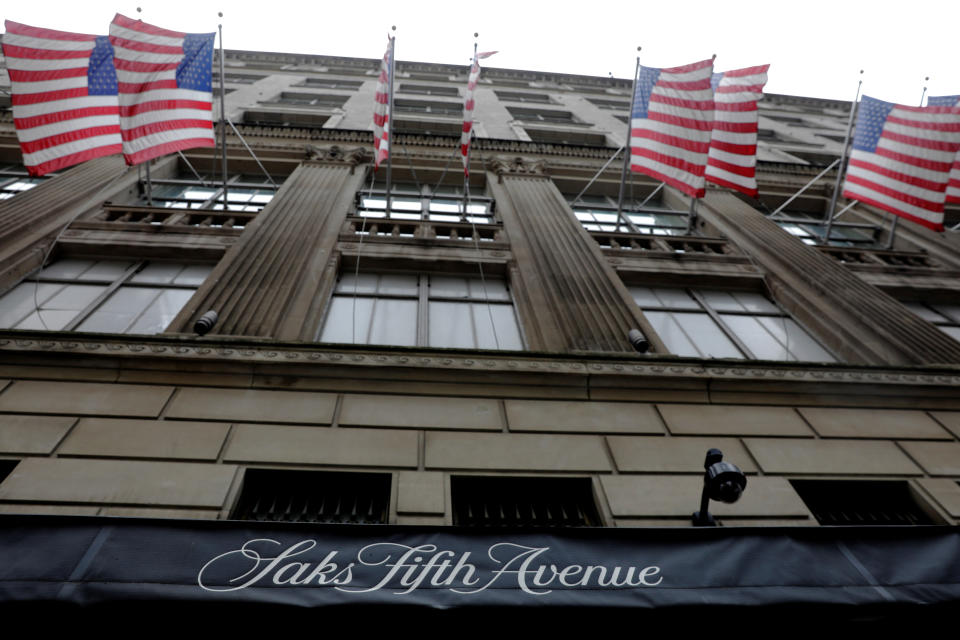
[488,157,665,353]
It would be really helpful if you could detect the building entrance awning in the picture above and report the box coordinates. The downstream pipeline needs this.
[1,515,958,617]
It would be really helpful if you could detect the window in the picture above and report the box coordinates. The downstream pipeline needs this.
[903,301,960,342]
[775,211,879,247]
[231,469,391,524]
[791,480,937,526]
[568,194,689,235]
[357,184,494,224]
[393,118,463,136]
[266,92,349,108]
[507,106,578,124]
[394,99,462,117]
[144,174,277,213]
[398,83,459,97]
[494,90,552,104]
[452,476,601,527]
[243,109,329,129]
[298,78,362,90]
[587,97,630,110]
[629,286,836,362]
[319,273,524,350]
[0,259,212,334]
[0,165,52,200]
[524,128,607,146]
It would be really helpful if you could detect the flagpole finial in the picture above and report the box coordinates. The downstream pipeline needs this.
[637,46,642,52]
[711,53,716,61]
[474,32,479,38]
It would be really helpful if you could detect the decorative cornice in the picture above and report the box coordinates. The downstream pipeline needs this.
[304,144,369,170]
[1,334,959,386]
[490,156,548,180]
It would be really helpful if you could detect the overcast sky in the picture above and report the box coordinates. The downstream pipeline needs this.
[4,0,958,105]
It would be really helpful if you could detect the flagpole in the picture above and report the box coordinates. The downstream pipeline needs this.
[884,76,930,249]
[616,47,641,220]
[384,27,396,216]
[463,38,478,218]
[218,13,229,211]
[822,69,863,244]
[136,8,153,206]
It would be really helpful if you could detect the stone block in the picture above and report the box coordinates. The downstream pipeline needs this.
[0,458,237,507]
[224,424,417,468]
[600,475,812,518]
[425,432,610,471]
[166,387,336,424]
[743,438,923,475]
[0,504,100,516]
[898,441,960,476]
[607,436,756,473]
[505,400,664,434]
[930,411,960,439]
[917,478,960,518]
[98,507,219,519]
[0,381,173,417]
[0,415,75,454]
[397,471,445,514]
[657,404,813,436]
[798,408,951,439]
[58,418,230,461]
[396,515,446,526]
[339,394,502,430]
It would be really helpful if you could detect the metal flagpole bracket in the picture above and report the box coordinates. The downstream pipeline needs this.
[770,158,840,219]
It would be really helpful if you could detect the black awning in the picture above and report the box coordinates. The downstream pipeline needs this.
[1,515,958,618]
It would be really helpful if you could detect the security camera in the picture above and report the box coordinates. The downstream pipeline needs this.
[628,328,650,353]
[693,448,747,526]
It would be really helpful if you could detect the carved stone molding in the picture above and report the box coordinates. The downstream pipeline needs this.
[490,156,548,181]
[2,334,959,387]
[304,144,369,170]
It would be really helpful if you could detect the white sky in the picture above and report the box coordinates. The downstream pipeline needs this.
[4,0,958,104]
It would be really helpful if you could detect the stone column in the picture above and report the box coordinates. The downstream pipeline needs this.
[168,146,368,339]
[698,189,960,365]
[488,156,666,354]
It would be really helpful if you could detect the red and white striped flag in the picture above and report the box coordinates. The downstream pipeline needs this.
[2,20,122,177]
[928,95,960,204]
[372,37,393,169]
[630,58,715,198]
[109,14,215,166]
[705,64,769,197]
[461,50,496,177]
[842,95,960,231]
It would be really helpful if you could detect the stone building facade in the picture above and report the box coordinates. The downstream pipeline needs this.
[0,47,959,618]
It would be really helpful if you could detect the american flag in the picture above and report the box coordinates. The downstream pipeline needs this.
[630,58,715,198]
[461,50,496,177]
[108,13,215,166]
[928,94,960,204]
[842,95,960,232]
[705,64,769,197]
[2,20,122,177]
[372,38,393,169]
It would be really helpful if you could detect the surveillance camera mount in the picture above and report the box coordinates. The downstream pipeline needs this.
[692,448,747,527]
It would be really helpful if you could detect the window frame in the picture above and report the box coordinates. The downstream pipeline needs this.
[629,285,837,362]
[0,258,213,334]
[318,272,525,351]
